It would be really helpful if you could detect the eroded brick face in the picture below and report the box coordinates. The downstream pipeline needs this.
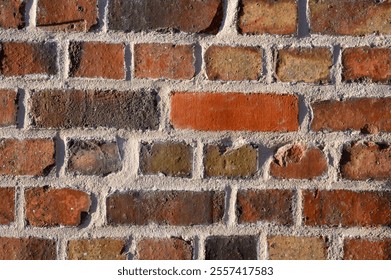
[0,237,56,260]
[205,236,257,260]
[67,239,126,260]
[137,238,193,260]
[0,0,25,29]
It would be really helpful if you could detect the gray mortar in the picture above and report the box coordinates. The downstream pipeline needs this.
[0,0,390,260]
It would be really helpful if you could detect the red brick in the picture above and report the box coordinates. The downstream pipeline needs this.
[0,188,14,225]
[342,48,391,83]
[237,189,293,225]
[303,190,391,227]
[25,188,91,227]
[312,98,391,133]
[134,44,194,80]
[68,239,126,260]
[270,144,328,179]
[344,239,391,260]
[107,191,224,226]
[0,139,55,176]
[69,41,124,79]
[309,0,391,35]
[340,142,391,181]
[0,90,17,126]
[137,238,192,260]
[37,0,98,32]
[0,237,56,260]
[0,0,25,29]
[0,42,57,76]
[205,45,262,81]
[276,48,332,83]
[170,92,298,132]
[239,0,297,35]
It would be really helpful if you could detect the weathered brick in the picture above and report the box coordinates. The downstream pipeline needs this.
[312,98,391,133]
[303,190,391,227]
[134,44,195,80]
[344,239,391,260]
[68,239,126,260]
[69,41,124,79]
[107,191,224,226]
[0,90,17,126]
[140,142,192,177]
[341,142,391,181]
[276,48,332,83]
[108,0,223,34]
[237,189,293,225]
[239,0,297,35]
[0,0,25,29]
[268,236,327,260]
[0,139,55,176]
[205,45,262,81]
[67,140,122,176]
[30,89,159,130]
[137,238,192,260]
[0,188,14,225]
[270,144,328,179]
[309,0,391,35]
[25,188,91,227]
[342,48,391,83]
[205,236,257,260]
[37,0,98,32]
[171,92,298,132]
[204,144,257,178]
[0,237,56,260]
[0,42,57,76]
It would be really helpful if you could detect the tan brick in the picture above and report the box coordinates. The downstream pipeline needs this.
[68,239,126,260]
[137,238,192,260]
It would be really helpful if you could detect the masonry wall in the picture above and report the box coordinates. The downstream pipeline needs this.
[0,0,390,260]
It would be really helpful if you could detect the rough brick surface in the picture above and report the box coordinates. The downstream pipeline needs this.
[67,140,122,176]
[171,92,298,132]
[309,0,391,35]
[0,237,56,260]
[0,42,57,76]
[0,188,14,225]
[268,236,327,260]
[137,238,192,260]
[107,191,224,226]
[0,0,25,29]
[0,90,17,126]
[205,45,262,81]
[140,142,192,177]
[344,239,391,260]
[270,144,328,179]
[108,0,223,34]
[312,98,391,133]
[25,188,91,227]
[204,144,257,178]
[205,236,257,260]
[37,0,98,32]
[342,48,391,83]
[239,0,297,35]
[134,44,195,80]
[68,239,126,260]
[31,89,159,130]
[237,189,293,225]
[341,142,391,181]
[276,48,332,83]
[303,190,391,227]
[69,41,124,79]
[0,139,55,176]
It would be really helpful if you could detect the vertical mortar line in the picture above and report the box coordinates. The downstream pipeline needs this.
[60,39,70,82]
[328,233,344,260]
[197,235,206,260]
[128,235,137,260]
[15,185,26,231]
[16,88,26,129]
[258,231,268,260]
[193,139,204,180]
[297,0,310,38]
[333,45,343,88]
[299,94,311,134]
[294,188,303,227]
[124,43,132,81]
[220,0,240,35]
[55,132,66,177]
[264,45,274,84]
[227,184,237,227]
[194,41,205,85]
[98,0,109,32]
[157,85,171,132]
[57,238,68,260]
[128,137,141,179]
[328,141,341,184]
[25,0,37,29]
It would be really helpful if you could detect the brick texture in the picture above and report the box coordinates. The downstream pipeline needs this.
[25,188,91,227]
[171,92,298,132]
[107,191,224,226]
[205,236,257,260]
[344,239,391,260]
[0,139,55,176]
[0,0,25,29]
[0,237,56,260]
[68,239,126,260]
[0,90,17,126]
[0,188,14,225]
[303,190,391,227]
[137,238,192,260]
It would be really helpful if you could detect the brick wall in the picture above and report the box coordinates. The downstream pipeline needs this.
[0,0,390,260]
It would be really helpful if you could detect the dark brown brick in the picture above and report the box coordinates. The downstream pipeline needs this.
[0,188,14,225]
[68,239,126,260]
[30,89,159,130]
[237,189,293,225]
[0,0,25,29]
[140,142,192,177]
[107,191,224,226]
[205,236,257,260]
[137,238,192,260]
[0,90,17,126]
[0,237,56,260]
[344,239,391,260]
